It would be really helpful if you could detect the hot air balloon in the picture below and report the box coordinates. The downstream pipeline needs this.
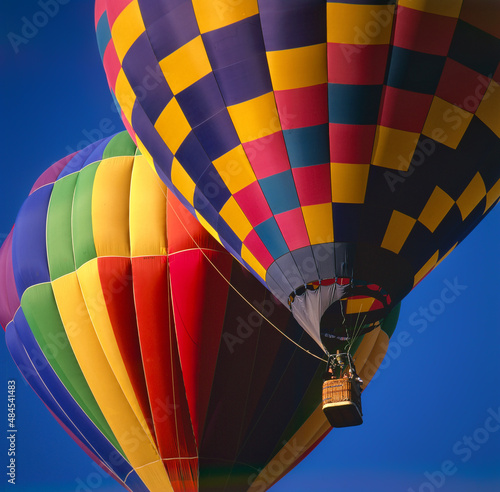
[95,0,500,367]
[0,132,400,491]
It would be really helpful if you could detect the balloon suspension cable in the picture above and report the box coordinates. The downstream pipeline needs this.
[146,163,327,363]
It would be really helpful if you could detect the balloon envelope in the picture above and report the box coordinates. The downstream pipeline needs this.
[95,0,500,352]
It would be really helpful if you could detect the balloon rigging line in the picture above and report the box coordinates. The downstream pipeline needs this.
[144,160,327,363]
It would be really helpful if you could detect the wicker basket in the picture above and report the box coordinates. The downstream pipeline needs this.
[322,378,362,427]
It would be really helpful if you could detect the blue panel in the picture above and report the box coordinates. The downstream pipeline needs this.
[192,110,240,161]
[213,53,273,106]
[259,171,300,215]
[95,11,111,60]
[12,187,52,298]
[195,164,231,211]
[141,0,199,59]
[259,0,326,51]
[328,84,383,125]
[255,218,289,259]
[176,74,226,127]
[386,47,446,94]
[122,32,173,123]
[175,131,212,182]
[283,124,329,168]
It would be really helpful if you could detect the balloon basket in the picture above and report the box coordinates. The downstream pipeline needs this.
[322,378,363,428]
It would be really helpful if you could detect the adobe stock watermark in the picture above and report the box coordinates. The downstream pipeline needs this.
[408,406,500,492]
[7,0,71,54]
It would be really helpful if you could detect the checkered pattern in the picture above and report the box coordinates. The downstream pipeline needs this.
[96,0,500,307]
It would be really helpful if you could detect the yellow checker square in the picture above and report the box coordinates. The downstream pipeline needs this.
[213,146,256,194]
[413,251,439,287]
[115,69,136,124]
[422,97,473,150]
[372,126,420,171]
[111,0,146,62]
[227,92,279,143]
[418,187,455,233]
[135,137,155,171]
[170,158,196,206]
[159,36,212,95]
[476,80,500,138]
[241,245,266,282]
[266,44,327,91]
[155,98,191,153]
[219,197,253,241]
[345,297,375,315]
[485,177,500,212]
[302,204,334,244]
[327,3,394,45]
[192,0,259,33]
[456,173,486,220]
[331,163,370,203]
[398,0,462,18]
[381,210,416,254]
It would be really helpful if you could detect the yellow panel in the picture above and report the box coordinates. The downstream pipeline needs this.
[413,250,439,286]
[111,1,146,62]
[381,210,416,254]
[154,98,191,153]
[422,97,473,149]
[485,177,500,212]
[195,212,222,245]
[212,145,256,194]
[456,173,486,220]
[266,44,327,91]
[92,156,133,257]
[192,0,259,33]
[302,203,334,244]
[436,243,457,268]
[241,245,266,281]
[227,92,279,143]
[358,329,390,387]
[51,273,172,492]
[115,69,136,124]
[130,156,168,256]
[327,3,394,44]
[398,0,463,18]
[171,158,196,206]
[372,126,419,171]
[331,163,369,203]
[476,80,500,138]
[353,327,381,376]
[159,36,212,95]
[418,187,455,232]
[219,197,252,240]
[76,260,154,441]
[344,296,375,315]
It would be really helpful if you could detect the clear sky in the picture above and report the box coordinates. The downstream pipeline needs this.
[1,1,499,491]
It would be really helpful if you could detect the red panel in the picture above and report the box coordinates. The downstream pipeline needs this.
[274,85,328,130]
[275,208,311,250]
[103,42,121,94]
[103,0,134,29]
[94,0,106,29]
[233,181,273,227]
[243,131,291,179]
[328,43,389,85]
[436,58,488,112]
[97,257,154,438]
[329,123,376,164]
[169,249,233,446]
[292,163,331,206]
[392,7,456,56]
[379,86,433,132]
[243,229,275,268]
[132,256,198,492]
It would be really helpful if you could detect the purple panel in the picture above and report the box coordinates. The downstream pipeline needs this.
[29,153,75,195]
[0,230,19,329]
[58,138,110,179]
[11,186,52,298]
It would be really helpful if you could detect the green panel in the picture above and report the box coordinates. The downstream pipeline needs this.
[72,162,99,269]
[102,131,136,159]
[380,302,401,338]
[47,173,78,280]
[21,283,124,455]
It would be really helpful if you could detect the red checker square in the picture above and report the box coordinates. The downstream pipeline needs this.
[274,85,328,130]
[242,131,291,179]
[292,164,331,207]
[436,58,490,112]
[233,181,273,227]
[243,230,275,269]
[95,1,106,29]
[329,124,376,164]
[393,6,457,56]
[104,0,135,28]
[123,111,137,141]
[103,42,121,92]
[275,208,311,251]
[379,86,433,133]
[328,43,390,85]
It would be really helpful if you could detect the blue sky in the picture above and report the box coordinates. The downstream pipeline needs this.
[1,1,499,491]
